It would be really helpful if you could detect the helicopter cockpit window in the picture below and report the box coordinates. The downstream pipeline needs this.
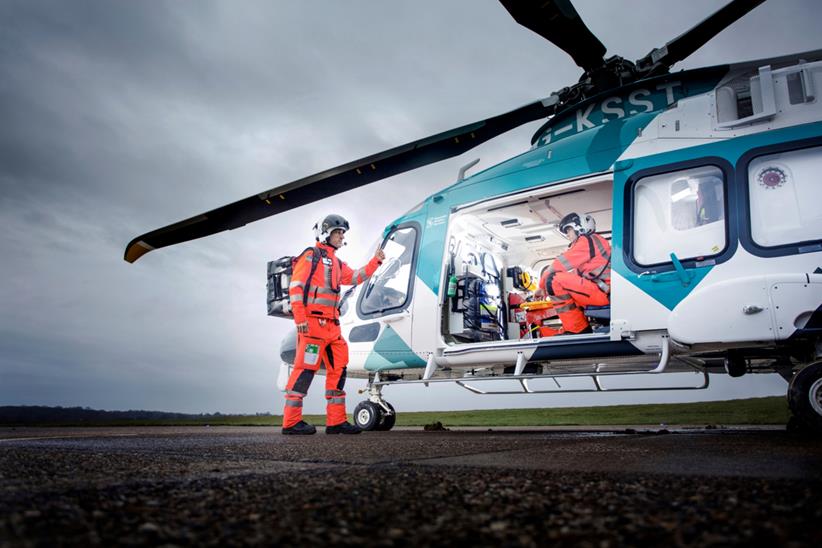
[633,165,727,266]
[358,225,418,317]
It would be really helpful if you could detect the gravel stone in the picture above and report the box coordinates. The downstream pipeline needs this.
[1,426,821,546]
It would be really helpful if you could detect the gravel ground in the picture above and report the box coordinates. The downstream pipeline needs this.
[1,427,821,546]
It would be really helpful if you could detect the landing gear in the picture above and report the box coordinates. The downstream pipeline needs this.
[375,401,396,431]
[354,401,380,430]
[353,400,397,431]
[788,361,822,434]
[724,351,747,378]
[353,376,397,431]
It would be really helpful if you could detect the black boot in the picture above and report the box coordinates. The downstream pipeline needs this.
[282,421,317,435]
[326,421,362,435]
[571,326,593,334]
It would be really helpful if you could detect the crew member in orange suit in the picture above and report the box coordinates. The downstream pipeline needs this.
[282,214,385,435]
[537,212,611,335]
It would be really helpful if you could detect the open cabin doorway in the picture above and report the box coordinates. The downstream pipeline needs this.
[441,176,613,347]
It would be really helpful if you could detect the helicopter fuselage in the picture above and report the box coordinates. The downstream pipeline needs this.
[275,51,822,407]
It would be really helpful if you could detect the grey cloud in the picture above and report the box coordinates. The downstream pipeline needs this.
[1,0,819,413]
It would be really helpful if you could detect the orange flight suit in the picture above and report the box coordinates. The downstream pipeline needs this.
[283,242,382,428]
[539,233,611,334]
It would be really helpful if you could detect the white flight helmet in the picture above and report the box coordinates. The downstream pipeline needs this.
[559,212,596,238]
[314,213,350,245]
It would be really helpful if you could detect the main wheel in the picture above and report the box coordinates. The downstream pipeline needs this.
[353,401,381,431]
[788,361,822,434]
[375,402,396,431]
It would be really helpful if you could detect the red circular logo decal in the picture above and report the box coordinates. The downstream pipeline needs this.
[757,167,786,189]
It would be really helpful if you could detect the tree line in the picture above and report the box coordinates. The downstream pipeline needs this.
[0,406,271,425]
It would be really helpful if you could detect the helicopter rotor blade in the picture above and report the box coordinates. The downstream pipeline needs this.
[499,0,607,75]
[636,0,766,76]
[124,96,559,263]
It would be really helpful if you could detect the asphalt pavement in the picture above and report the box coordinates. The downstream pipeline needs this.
[1,426,821,546]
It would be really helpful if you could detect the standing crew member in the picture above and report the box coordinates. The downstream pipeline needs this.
[283,214,385,435]
[537,212,610,335]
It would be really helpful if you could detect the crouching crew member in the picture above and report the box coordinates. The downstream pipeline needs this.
[538,212,611,335]
[283,214,385,435]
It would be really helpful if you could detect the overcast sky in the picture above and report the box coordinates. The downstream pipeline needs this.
[2,0,821,414]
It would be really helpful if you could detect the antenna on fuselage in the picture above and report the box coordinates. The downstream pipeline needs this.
[457,158,481,182]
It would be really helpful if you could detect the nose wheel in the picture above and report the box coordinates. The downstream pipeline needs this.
[353,400,396,431]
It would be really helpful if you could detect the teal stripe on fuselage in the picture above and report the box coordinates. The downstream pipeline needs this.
[612,121,822,310]
[363,324,427,371]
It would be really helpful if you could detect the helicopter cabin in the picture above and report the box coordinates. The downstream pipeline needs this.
[441,163,725,346]
[443,176,613,344]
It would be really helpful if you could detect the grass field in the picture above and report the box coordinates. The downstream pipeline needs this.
[5,397,789,427]
[384,396,790,427]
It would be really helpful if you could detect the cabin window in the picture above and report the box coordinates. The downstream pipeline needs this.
[357,225,418,318]
[633,165,726,266]
[748,145,822,248]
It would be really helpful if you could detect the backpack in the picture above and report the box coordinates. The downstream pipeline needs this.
[449,274,504,342]
[266,247,327,318]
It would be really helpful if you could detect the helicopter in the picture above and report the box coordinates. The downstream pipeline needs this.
[125,0,822,433]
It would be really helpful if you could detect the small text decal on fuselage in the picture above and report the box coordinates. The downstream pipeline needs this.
[426,215,447,228]
[537,81,683,146]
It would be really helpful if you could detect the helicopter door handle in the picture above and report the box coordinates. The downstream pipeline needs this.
[382,311,411,324]
[637,269,682,283]
[647,271,681,283]
[669,252,693,286]
[641,253,695,286]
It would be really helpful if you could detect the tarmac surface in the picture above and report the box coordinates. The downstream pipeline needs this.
[2,425,822,546]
